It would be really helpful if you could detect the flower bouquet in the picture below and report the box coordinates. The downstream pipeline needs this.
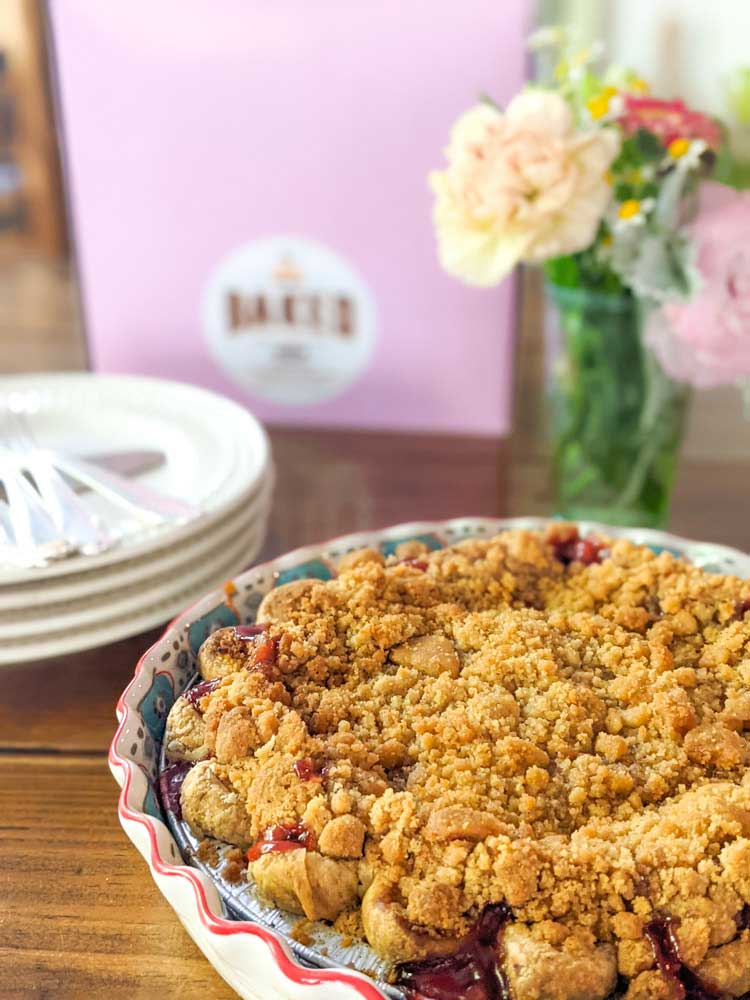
[430,28,750,528]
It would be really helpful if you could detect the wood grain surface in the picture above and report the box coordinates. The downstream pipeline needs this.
[0,756,236,999]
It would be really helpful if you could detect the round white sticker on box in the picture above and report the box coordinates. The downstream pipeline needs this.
[202,236,377,406]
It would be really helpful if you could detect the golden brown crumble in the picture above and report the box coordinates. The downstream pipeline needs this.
[167,527,750,998]
[220,846,246,884]
[290,919,315,947]
[195,837,220,866]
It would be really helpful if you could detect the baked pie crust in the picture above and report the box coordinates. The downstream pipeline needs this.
[164,527,750,999]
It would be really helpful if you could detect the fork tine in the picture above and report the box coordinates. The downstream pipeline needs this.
[2,407,114,554]
[0,412,87,564]
[0,399,195,568]
[0,452,62,549]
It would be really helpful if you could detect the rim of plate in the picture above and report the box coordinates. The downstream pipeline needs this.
[0,372,271,583]
[0,517,268,665]
[0,471,274,614]
[110,517,750,1000]
[0,500,270,638]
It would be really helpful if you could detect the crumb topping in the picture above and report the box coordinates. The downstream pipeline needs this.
[170,527,750,994]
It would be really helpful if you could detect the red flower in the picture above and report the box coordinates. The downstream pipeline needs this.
[619,96,722,149]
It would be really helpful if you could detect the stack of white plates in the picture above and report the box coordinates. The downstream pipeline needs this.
[0,373,273,664]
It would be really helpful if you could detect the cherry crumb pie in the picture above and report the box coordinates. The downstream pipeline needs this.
[162,526,750,1000]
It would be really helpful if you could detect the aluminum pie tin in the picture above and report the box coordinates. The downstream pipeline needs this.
[161,736,405,999]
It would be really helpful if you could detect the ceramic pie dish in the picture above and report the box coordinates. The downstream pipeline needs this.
[110,518,750,1000]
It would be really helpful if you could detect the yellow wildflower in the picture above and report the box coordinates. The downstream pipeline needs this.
[667,137,691,159]
[587,86,620,121]
[611,196,654,231]
[618,199,642,220]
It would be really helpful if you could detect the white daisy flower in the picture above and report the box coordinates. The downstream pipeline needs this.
[664,138,708,172]
[585,87,625,124]
[612,197,656,231]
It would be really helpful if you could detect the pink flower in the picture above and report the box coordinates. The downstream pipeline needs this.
[429,91,620,286]
[646,183,750,388]
[619,96,722,149]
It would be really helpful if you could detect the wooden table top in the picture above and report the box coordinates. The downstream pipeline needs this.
[1,424,747,999]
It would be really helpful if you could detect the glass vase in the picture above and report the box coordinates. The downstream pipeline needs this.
[545,283,690,529]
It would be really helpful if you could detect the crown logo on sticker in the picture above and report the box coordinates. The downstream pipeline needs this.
[273,256,303,283]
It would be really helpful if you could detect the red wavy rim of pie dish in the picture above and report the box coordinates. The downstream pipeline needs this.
[109,596,386,999]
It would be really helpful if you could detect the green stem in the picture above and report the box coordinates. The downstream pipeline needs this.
[616,352,673,510]
[546,282,689,528]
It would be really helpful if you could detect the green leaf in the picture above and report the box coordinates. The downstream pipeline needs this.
[614,182,634,201]
[611,137,643,172]
[633,128,665,161]
[545,240,626,296]
[544,256,580,288]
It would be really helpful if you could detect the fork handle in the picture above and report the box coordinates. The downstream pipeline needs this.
[48,451,199,522]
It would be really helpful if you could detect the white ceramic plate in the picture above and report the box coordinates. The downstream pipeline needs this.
[0,513,269,664]
[0,373,270,583]
[0,492,270,641]
[0,469,273,613]
[110,517,750,1000]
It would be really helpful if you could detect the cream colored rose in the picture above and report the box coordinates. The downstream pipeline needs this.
[429,90,620,286]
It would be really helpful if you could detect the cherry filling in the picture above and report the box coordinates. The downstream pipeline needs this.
[644,916,721,1000]
[246,822,316,863]
[401,558,429,571]
[159,760,194,820]
[550,529,608,567]
[735,598,750,619]
[235,623,270,639]
[293,757,327,782]
[253,635,279,667]
[394,902,513,1000]
[234,623,280,676]
[184,677,221,707]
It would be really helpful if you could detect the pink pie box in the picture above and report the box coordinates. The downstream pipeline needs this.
[50,0,529,434]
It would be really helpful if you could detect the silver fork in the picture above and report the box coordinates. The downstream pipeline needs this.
[0,451,80,566]
[0,409,115,562]
[49,450,199,524]
[0,405,200,567]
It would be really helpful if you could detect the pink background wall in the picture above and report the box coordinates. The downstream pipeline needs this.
[49,0,529,435]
